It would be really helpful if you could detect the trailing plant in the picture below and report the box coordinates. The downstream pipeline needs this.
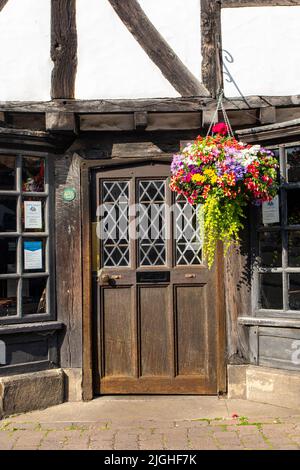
[169,123,279,268]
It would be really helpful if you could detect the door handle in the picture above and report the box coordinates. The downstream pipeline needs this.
[185,274,196,279]
[97,270,122,283]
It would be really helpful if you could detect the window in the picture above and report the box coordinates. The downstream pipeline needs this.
[255,145,300,316]
[0,154,53,322]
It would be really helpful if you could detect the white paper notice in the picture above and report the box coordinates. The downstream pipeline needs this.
[24,241,43,270]
[24,201,42,229]
[262,195,280,225]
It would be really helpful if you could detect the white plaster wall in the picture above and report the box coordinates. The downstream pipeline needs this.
[0,0,51,101]
[222,6,300,97]
[76,0,202,99]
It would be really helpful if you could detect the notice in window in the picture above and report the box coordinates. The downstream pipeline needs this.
[262,195,280,225]
[24,201,42,230]
[24,241,42,270]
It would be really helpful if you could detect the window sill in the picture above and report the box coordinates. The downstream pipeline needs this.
[238,316,300,329]
[0,321,64,335]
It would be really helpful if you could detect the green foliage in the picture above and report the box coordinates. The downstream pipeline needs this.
[199,192,246,268]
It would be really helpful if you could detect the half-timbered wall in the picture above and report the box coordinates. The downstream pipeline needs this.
[222,6,300,97]
[76,0,202,99]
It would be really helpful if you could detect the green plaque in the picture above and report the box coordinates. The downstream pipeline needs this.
[63,187,76,202]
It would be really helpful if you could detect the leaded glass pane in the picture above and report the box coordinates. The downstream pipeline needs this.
[138,180,166,266]
[101,180,130,267]
[175,198,202,265]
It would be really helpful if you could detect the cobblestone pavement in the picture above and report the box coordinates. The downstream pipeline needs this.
[1,397,300,450]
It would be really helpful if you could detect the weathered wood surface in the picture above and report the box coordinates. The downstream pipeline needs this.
[0,125,75,152]
[107,0,209,97]
[55,153,83,368]
[1,96,300,113]
[224,224,252,364]
[222,0,300,6]
[79,112,202,132]
[259,106,276,125]
[51,0,77,99]
[201,1,223,98]
[46,111,77,132]
[0,0,9,12]
[70,130,199,160]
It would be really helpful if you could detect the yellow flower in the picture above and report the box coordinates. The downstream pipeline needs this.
[192,174,205,183]
[203,169,217,184]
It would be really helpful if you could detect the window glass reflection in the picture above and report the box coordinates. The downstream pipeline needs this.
[260,273,283,310]
[0,156,16,190]
[0,238,17,274]
[22,278,47,315]
[259,232,282,267]
[0,196,17,232]
[287,146,300,183]
[22,157,44,192]
[289,274,300,310]
[0,279,17,317]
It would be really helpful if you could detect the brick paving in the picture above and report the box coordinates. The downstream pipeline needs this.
[1,415,300,450]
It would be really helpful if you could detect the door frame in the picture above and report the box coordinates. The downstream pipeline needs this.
[81,157,227,400]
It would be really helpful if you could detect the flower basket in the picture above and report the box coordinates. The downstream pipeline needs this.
[169,123,279,268]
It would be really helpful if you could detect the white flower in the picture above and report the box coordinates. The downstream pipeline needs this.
[182,143,193,153]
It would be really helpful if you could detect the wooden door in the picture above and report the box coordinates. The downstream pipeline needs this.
[93,162,224,394]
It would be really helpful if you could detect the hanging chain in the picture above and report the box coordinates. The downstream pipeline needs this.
[206,89,234,138]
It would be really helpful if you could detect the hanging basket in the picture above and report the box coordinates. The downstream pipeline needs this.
[169,93,279,268]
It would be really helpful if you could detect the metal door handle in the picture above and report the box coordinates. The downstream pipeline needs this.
[185,274,196,279]
[97,270,122,283]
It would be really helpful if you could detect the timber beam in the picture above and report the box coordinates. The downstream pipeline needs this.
[1,96,300,114]
[0,0,9,12]
[222,1,300,6]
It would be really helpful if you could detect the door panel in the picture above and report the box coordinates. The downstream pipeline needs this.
[93,162,223,394]
[102,287,134,378]
[139,286,171,377]
[176,285,207,376]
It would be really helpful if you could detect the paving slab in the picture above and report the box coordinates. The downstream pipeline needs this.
[1,396,300,450]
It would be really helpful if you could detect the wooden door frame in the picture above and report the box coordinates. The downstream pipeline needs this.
[81,157,227,400]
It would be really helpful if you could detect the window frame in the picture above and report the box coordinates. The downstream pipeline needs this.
[252,141,300,319]
[0,149,55,324]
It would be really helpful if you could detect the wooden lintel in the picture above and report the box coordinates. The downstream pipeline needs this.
[51,0,77,99]
[46,111,77,133]
[201,0,223,98]
[134,111,148,130]
[222,0,300,7]
[0,0,9,13]
[107,0,209,97]
[202,109,218,127]
[0,96,300,114]
[259,107,276,125]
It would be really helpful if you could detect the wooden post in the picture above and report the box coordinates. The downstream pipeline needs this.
[51,0,77,99]
[201,0,223,98]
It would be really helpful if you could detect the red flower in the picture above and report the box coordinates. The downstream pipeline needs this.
[212,122,229,136]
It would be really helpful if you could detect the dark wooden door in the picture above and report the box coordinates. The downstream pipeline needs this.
[94,162,224,394]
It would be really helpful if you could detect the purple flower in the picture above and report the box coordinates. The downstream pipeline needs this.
[171,155,183,174]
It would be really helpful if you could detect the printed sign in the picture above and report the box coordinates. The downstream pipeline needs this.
[24,241,43,270]
[24,201,42,229]
[262,195,280,225]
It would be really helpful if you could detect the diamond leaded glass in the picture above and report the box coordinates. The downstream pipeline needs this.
[175,197,202,265]
[138,180,166,266]
[101,180,130,267]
